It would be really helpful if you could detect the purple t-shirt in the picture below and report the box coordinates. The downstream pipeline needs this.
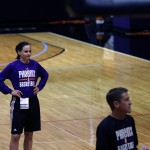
[0,59,49,98]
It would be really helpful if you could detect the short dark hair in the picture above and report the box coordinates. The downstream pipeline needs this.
[106,87,128,111]
[15,41,30,59]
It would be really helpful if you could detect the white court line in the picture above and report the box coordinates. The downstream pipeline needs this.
[0,41,48,67]
[48,122,95,147]
[48,32,150,63]
[31,41,48,58]
[46,64,100,71]
[0,118,95,147]
[89,114,95,145]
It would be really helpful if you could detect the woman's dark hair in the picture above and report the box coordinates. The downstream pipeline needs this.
[15,41,30,59]
[106,87,128,111]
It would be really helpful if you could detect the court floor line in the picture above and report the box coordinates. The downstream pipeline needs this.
[48,122,95,147]
[0,42,48,67]
[46,64,100,71]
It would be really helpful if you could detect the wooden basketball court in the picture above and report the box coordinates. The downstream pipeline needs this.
[0,32,149,149]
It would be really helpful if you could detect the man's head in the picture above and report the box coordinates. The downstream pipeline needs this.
[106,87,131,113]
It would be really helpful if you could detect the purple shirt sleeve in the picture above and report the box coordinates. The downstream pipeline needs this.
[0,63,13,94]
[36,62,49,91]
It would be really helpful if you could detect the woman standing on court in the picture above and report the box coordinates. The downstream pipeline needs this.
[0,41,49,150]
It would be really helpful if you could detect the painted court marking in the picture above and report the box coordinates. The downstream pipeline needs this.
[0,41,48,67]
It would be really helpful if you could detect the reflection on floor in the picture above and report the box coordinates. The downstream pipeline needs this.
[46,16,150,60]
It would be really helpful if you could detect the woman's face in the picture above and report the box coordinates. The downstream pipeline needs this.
[18,45,31,63]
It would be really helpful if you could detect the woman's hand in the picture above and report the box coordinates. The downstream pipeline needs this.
[33,86,39,94]
[11,90,23,97]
